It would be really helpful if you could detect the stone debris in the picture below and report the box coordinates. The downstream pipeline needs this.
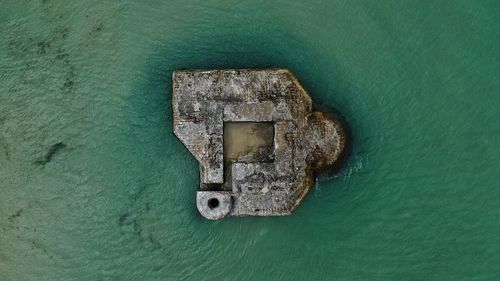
[173,69,346,220]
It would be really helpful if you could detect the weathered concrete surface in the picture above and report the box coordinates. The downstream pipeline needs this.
[173,69,346,219]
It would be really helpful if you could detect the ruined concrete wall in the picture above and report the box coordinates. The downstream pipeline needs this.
[173,69,346,219]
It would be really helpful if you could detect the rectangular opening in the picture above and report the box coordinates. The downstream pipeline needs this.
[223,122,274,163]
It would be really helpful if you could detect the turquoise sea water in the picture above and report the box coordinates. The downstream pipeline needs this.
[1,1,499,280]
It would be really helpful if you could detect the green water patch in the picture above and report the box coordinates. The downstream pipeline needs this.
[1,1,499,280]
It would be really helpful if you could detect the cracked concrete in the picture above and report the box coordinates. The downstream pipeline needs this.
[173,69,346,219]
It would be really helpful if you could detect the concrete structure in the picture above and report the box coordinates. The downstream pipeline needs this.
[173,69,346,220]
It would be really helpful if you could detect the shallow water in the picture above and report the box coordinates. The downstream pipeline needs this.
[1,1,499,280]
[224,122,274,162]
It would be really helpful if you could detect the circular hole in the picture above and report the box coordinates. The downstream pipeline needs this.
[207,198,219,209]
